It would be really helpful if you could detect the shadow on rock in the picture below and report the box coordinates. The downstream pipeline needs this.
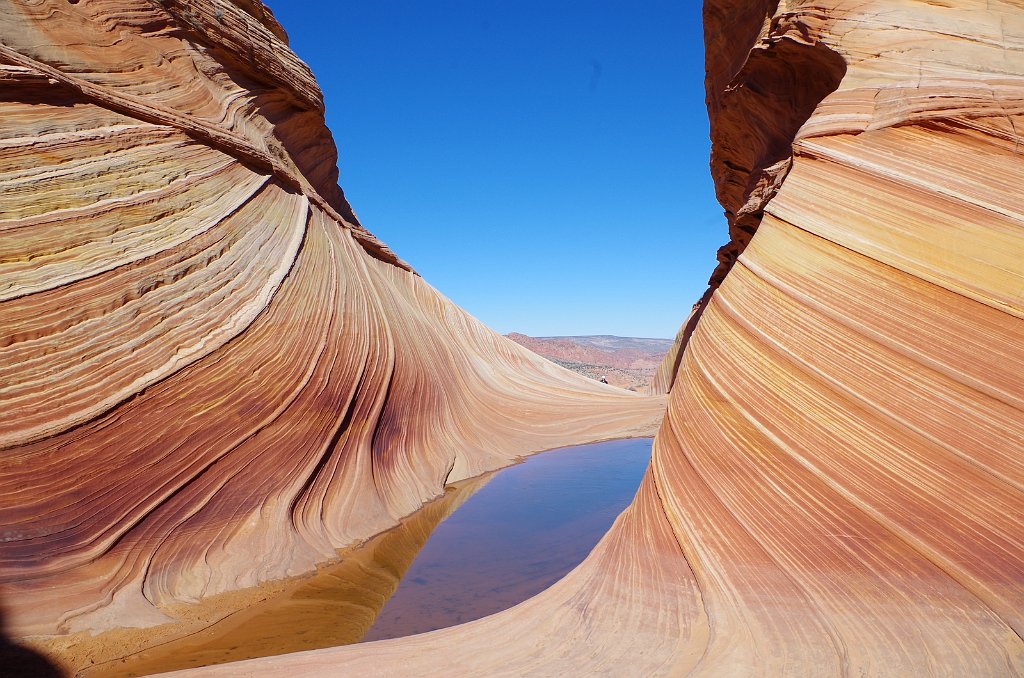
[0,603,63,678]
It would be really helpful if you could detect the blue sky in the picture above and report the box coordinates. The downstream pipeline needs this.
[265,1,724,339]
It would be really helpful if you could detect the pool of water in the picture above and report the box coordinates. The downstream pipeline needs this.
[363,437,653,640]
[94,437,652,676]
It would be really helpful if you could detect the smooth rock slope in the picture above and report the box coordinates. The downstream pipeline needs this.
[197,0,1024,675]
[0,0,665,656]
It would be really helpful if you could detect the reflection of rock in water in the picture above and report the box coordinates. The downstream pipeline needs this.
[73,474,491,678]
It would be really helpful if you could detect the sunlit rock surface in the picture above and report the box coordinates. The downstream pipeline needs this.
[0,0,666,648]
[202,0,1024,675]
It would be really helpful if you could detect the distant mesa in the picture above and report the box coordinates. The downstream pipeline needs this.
[505,333,673,391]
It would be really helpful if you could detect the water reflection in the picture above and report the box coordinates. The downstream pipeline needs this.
[364,437,652,640]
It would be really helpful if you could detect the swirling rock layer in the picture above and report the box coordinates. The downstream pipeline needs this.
[0,0,665,644]
[203,0,1024,675]
[77,474,493,677]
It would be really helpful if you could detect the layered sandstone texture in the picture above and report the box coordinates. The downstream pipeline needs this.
[205,0,1024,675]
[0,0,666,643]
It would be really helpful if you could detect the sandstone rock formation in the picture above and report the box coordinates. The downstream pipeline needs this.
[74,475,493,677]
[188,1,1024,675]
[647,292,709,395]
[0,0,665,660]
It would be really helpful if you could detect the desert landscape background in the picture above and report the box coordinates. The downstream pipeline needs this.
[0,0,1022,676]
[505,334,672,391]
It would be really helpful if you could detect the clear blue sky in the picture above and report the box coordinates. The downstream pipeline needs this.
[265,1,724,339]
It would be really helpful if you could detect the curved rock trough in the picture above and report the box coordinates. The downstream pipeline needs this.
[0,1,664,672]
[2,0,1023,676]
